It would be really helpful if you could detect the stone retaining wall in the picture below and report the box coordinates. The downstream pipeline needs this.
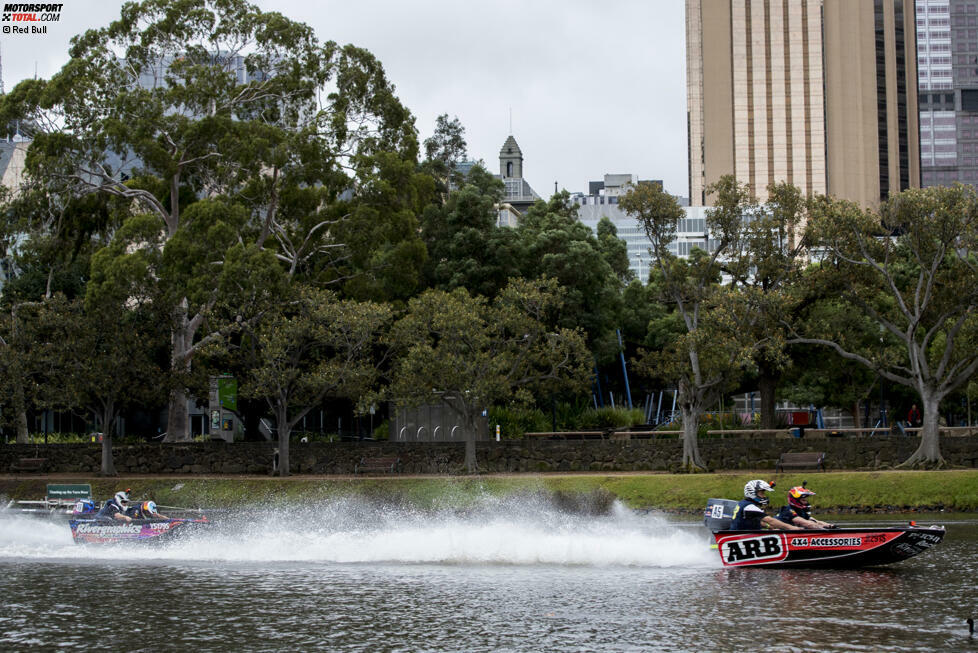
[3,436,978,475]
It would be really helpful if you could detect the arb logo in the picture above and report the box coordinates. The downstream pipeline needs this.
[718,533,788,566]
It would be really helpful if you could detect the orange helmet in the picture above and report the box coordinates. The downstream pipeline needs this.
[788,486,816,511]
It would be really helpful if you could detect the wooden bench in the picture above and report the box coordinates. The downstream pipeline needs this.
[524,431,605,440]
[10,457,47,473]
[776,452,825,473]
[354,456,402,475]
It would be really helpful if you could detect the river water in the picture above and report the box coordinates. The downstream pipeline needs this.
[1,495,976,652]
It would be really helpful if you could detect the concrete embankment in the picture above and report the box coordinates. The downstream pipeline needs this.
[3,436,978,475]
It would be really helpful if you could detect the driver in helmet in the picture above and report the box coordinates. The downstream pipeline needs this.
[776,485,836,529]
[130,500,170,521]
[730,480,801,531]
[95,489,134,523]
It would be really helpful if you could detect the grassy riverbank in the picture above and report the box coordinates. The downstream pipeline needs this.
[3,470,977,513]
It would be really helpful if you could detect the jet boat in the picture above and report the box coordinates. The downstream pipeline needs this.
[704,498,945,568]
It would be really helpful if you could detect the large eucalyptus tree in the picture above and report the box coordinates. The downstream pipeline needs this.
[800,185,978,466]
[620,179,761,471]
[1,0,419,440]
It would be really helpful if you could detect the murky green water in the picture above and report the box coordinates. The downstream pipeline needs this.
[0,501,975,652]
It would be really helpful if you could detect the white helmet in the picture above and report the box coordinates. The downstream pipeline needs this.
[114,490,130,507]
[744,480,773,505]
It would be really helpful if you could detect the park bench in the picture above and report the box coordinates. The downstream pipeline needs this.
[354,456,402,475]
[10,457,47,473]
[776,451,825,473]
[524,431,605,440]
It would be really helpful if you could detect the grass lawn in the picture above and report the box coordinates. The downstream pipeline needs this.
[2,469,977,512]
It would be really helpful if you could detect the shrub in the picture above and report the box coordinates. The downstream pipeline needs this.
[291,431,339,443]
[575,406,646,430]
[372,420,390,441]
[489,405,549,439]
[26,432,91,444]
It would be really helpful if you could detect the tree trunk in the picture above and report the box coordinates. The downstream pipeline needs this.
[13,379,29,443]
[464,409,478,474]
[757,367,778,430]
[850,401,862,430]
[99,404,118,476]
[15,407,29,444]
[164,317,192,442]
[165,386,191,442]
[680,404,706,471]
[900,393,945,467]
[101,433,117,476]
[276,408,291,477]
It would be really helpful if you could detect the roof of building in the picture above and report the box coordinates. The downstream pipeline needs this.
[499,135,522,157]
[0,140,30,191]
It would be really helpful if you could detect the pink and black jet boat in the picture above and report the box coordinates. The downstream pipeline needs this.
[69,517,209,545]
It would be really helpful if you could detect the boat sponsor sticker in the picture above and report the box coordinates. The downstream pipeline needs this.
[71,520,183,543]
[75,523,143,535]
[787,531,901,551]
[717,533,789,566]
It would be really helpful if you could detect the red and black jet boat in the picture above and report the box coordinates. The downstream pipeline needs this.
[704,498,945,568]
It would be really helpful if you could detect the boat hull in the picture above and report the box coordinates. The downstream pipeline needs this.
[69,518,208,545]
[713,526,945,568]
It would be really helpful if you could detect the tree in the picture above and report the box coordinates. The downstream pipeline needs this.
[781,296,879,428]
[799,185,978,466]
[717,178,808,429]
[419,163,523,298]
[422,113,468,191]
[0,185,115,441]
[595,217,633,285]
[517,192,624,362]
[0,302,43,443]
[32,295,164,474]
[3,0,418,441]
[389,278,591,472]
[620,181,759,470]
[234,286,391,476]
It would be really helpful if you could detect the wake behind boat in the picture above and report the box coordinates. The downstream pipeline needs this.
[69,516,210,545]
[704,498,945,568]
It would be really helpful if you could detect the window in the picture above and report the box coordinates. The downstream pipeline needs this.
[962,89,978,111]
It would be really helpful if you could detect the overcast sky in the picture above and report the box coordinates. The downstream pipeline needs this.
[2,0,688,199]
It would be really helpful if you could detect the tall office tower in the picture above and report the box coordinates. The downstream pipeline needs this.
[917,0,978,187]
[687,0,920,208]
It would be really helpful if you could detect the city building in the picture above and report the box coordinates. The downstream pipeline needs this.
[497,135,540,216]
[917,0,978,187]
[687,0,920,208]
[573,174,713,282]
[0,137,31,294]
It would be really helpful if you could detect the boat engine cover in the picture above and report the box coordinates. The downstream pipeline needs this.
[704,498,739,531]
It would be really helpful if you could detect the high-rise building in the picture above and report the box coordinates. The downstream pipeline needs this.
[917,0,955,186]
[572,174,712,281]
[917,0,978,187]
[687,0,920,208]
